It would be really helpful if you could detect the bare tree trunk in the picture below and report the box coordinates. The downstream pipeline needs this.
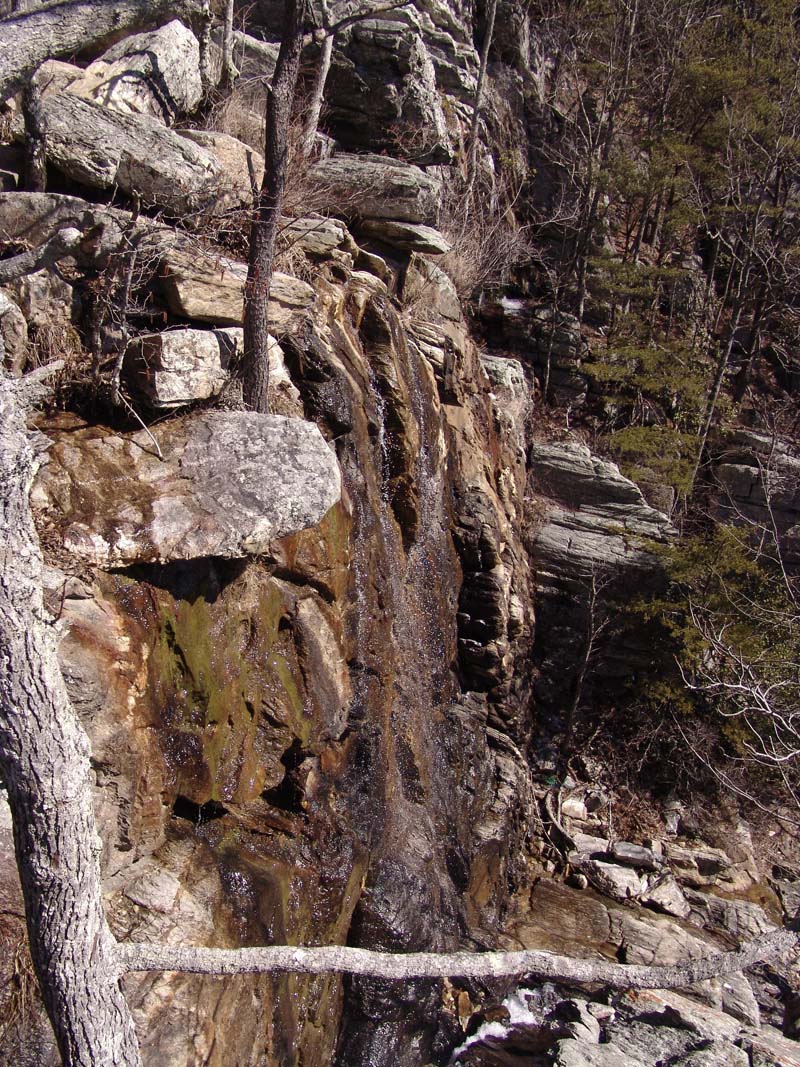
[300,25,333,157]
[197,0,214,98]
[560,567,608,767]
[0,369,142,1067]
[688,258,751,496]
[220,0,238,93]
[241,0,307,412]
[0,0,200,97]
[465,0,497,198]
[22,75,47,192]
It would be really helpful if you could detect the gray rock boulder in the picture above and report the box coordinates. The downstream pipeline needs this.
[4,266,75,331]
[533,441,678,588]
[325,13,453,159]
[529,440,675,734]
[282,215,354,257]
[403,253,461,320]
[124,327,239,407]
[38,93,246,215]
[64,20,202,123]
[0,192,119,247]
[532,441,665,514]
[610,840,660,871]
[307,153,441,224]
[125,326,301,412]
[567,854,648,902]
[177,129,264,203]
[664,843,736,889]
[531,441,673,587]
[554,1039,648,1066]
[641,872,691,919]
[35,59,84,96]
[358,218,451,253]
[156,245,315,328]
[33,412,341,565]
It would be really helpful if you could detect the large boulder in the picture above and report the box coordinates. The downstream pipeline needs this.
[281,215,354,258]
[0,192,128,247]
[156,245,315,327]
[124,326,301,413]
[358,218,451,253]
[63,20,202,123]
[177,129,264,203]
[124,327,239,407]
[32,412,341,565]
[38,93,248,215]
[307,153,441,224]
[530,441,673,587]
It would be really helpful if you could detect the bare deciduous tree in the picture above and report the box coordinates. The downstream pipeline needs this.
[239,0,413,411]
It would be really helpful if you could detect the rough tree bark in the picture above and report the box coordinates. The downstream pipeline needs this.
[300,15,334,157]
[22,74,47,192]
[117,929,797,986]
[219,0,238,93]
[241,0,308,412]
[0,0,201,98]
[0,368,142,1067]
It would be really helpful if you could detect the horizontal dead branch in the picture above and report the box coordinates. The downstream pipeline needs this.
[0,228,82,284]
[116,928,798,987]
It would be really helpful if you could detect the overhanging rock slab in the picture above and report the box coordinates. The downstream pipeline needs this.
[33,412,341,565]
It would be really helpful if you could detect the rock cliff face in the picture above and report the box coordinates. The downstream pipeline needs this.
[0,6,798,1067]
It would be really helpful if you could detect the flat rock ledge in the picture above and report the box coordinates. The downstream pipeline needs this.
[33,412,341,565]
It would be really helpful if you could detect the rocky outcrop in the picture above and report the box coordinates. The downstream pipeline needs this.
[712,430,800,564]
[527,440,674,749]
[156,244,315,327]
[37,92,253,215]
[32,412,341,565]
[307,153,442,224]
[324,13,453,159]
[531,441,673,586]
[1,10,797,1067]
[452,981,800,1067]
[481,301,589,405]
[0,225,540,1066]
[358,218,451,254]
[124,327,301,412]
[56,20,203,123]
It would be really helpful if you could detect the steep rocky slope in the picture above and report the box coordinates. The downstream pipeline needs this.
[0,5,798,1066]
